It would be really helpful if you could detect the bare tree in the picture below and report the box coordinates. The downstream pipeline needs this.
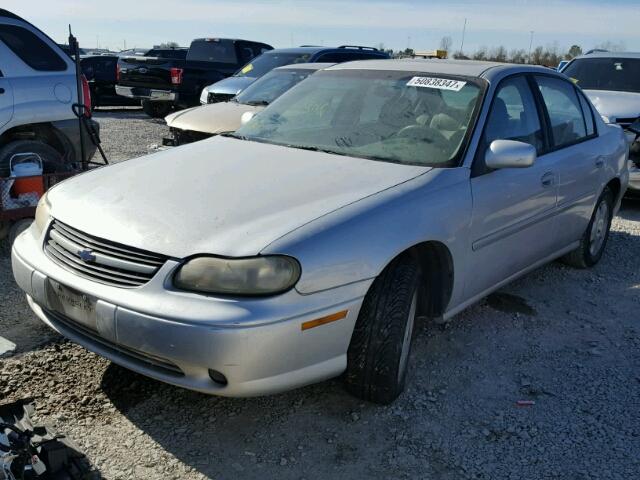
[531,46,544,65]
[473,46,488,61]
[489,46,508,62]
[566,45,582,59]
[439,36,453,54]
[158,41,180,48]
[509,49,527,64]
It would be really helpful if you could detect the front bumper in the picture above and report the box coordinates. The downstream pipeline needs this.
[115,85,176,102]
[11,223,368,397]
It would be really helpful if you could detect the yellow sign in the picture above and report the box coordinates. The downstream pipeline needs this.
[241,64,254,74]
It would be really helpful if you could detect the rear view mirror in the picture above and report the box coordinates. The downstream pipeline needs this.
[485,140,536,169]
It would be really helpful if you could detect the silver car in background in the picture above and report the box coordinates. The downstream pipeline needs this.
[562,52,640,194]
[12,60,628,403]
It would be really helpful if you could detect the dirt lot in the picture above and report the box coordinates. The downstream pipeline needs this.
[1,109,639,479]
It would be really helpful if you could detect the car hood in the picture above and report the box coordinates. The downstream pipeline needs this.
[206,76,256,96]
[165,102,263,134]
[584,90,640,120]
[48,136,429,258]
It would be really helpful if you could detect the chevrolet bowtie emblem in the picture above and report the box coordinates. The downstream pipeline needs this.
[78,249,96,262]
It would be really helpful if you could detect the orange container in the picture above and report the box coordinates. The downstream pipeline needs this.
[13,175,44,197]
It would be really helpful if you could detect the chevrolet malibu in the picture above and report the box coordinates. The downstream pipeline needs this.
[12,60,628,404]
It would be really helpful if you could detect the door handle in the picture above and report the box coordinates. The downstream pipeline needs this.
[595,157,605,169]
[541,172,555,187]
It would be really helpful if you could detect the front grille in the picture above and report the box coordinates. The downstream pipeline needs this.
[207,92,235,104]
[45,220,167,288]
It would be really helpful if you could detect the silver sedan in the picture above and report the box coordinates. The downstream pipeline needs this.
[12,59,628,403]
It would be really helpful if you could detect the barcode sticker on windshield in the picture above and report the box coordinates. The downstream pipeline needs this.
[407,77,467,91]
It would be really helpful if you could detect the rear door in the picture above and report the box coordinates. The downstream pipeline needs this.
[0,46,14,128]
[466,75,559,299]
[532,75,603,248]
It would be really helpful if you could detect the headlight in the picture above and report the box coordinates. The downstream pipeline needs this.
[34,192,51,233]
[173,255,301,295]
[199,87,209,105]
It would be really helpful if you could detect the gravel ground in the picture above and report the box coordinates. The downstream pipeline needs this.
[1,109,639,479]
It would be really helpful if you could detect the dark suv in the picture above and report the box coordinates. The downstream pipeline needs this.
[201,45,390,104]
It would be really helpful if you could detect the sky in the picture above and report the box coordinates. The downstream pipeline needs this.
[4,0,640,54]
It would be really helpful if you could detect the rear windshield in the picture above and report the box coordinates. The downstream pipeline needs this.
[234,52,312,78]
[146,49,187,59]
[563,57,640,93]
[187,39,237,64]
[236,70,485,167]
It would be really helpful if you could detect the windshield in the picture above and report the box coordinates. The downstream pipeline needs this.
[563,57,640,93]
[234,52,312,78]
[235,69,314,106]
[235,70,484,166]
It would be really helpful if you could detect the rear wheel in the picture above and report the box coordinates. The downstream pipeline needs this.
[344,254,420,404]
[141,100,172,118]
[562,187,614,268]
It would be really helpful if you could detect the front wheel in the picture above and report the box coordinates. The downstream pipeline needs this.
[562,187,614,268]
[344,254,420,404]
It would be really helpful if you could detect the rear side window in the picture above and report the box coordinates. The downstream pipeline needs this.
[0,24,67,71]
[187,39,238,64]
[535,76,587,148]
[577,92,596,136]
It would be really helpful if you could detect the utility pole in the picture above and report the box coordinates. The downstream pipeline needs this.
[528,30,534,64]
[459,18,467,56]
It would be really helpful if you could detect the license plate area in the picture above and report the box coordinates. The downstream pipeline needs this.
[45,279,98,331]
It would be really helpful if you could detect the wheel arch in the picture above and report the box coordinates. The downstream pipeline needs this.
[394,240,455,318]
[0,122,74,162]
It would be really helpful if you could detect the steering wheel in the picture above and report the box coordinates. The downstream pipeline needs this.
[394,125,449,146]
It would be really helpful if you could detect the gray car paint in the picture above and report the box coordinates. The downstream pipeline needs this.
[12,60,629,397]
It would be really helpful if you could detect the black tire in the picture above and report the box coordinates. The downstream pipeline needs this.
[141,100,172,118]
[345,253,420,404]
[8,218,33,245]
[0,140,66,177]
[562,187,614,268]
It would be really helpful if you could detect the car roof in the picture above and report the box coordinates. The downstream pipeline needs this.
[326,58,556,80]
[263,46,384,55]
[573,51,640,60]
[273,62,335,71]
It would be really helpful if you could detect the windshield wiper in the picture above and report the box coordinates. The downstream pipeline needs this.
[244,100,269,106]
[219,132,247,140]
[283,144,349,156]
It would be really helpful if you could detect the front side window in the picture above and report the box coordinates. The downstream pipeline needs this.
[0,24,66,71]
[235,69,313,106]
[562,57,640,93]
[536,76,587,148]
[235,70,484,167]
[234,52,312,78]
[484,76,544,152]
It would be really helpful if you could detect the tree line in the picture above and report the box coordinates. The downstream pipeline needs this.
[376,38,626,67]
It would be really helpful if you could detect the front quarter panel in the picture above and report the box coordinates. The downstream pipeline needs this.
[263,168,472,308]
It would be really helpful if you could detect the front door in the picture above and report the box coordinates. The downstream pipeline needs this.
[466,75,559,299]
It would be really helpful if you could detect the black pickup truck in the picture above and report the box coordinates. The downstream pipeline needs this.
[116,38,272,117]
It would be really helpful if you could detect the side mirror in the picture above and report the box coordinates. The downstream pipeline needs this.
[628,119,640,135]
[485,139,536,169]
[240,111,256,126]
